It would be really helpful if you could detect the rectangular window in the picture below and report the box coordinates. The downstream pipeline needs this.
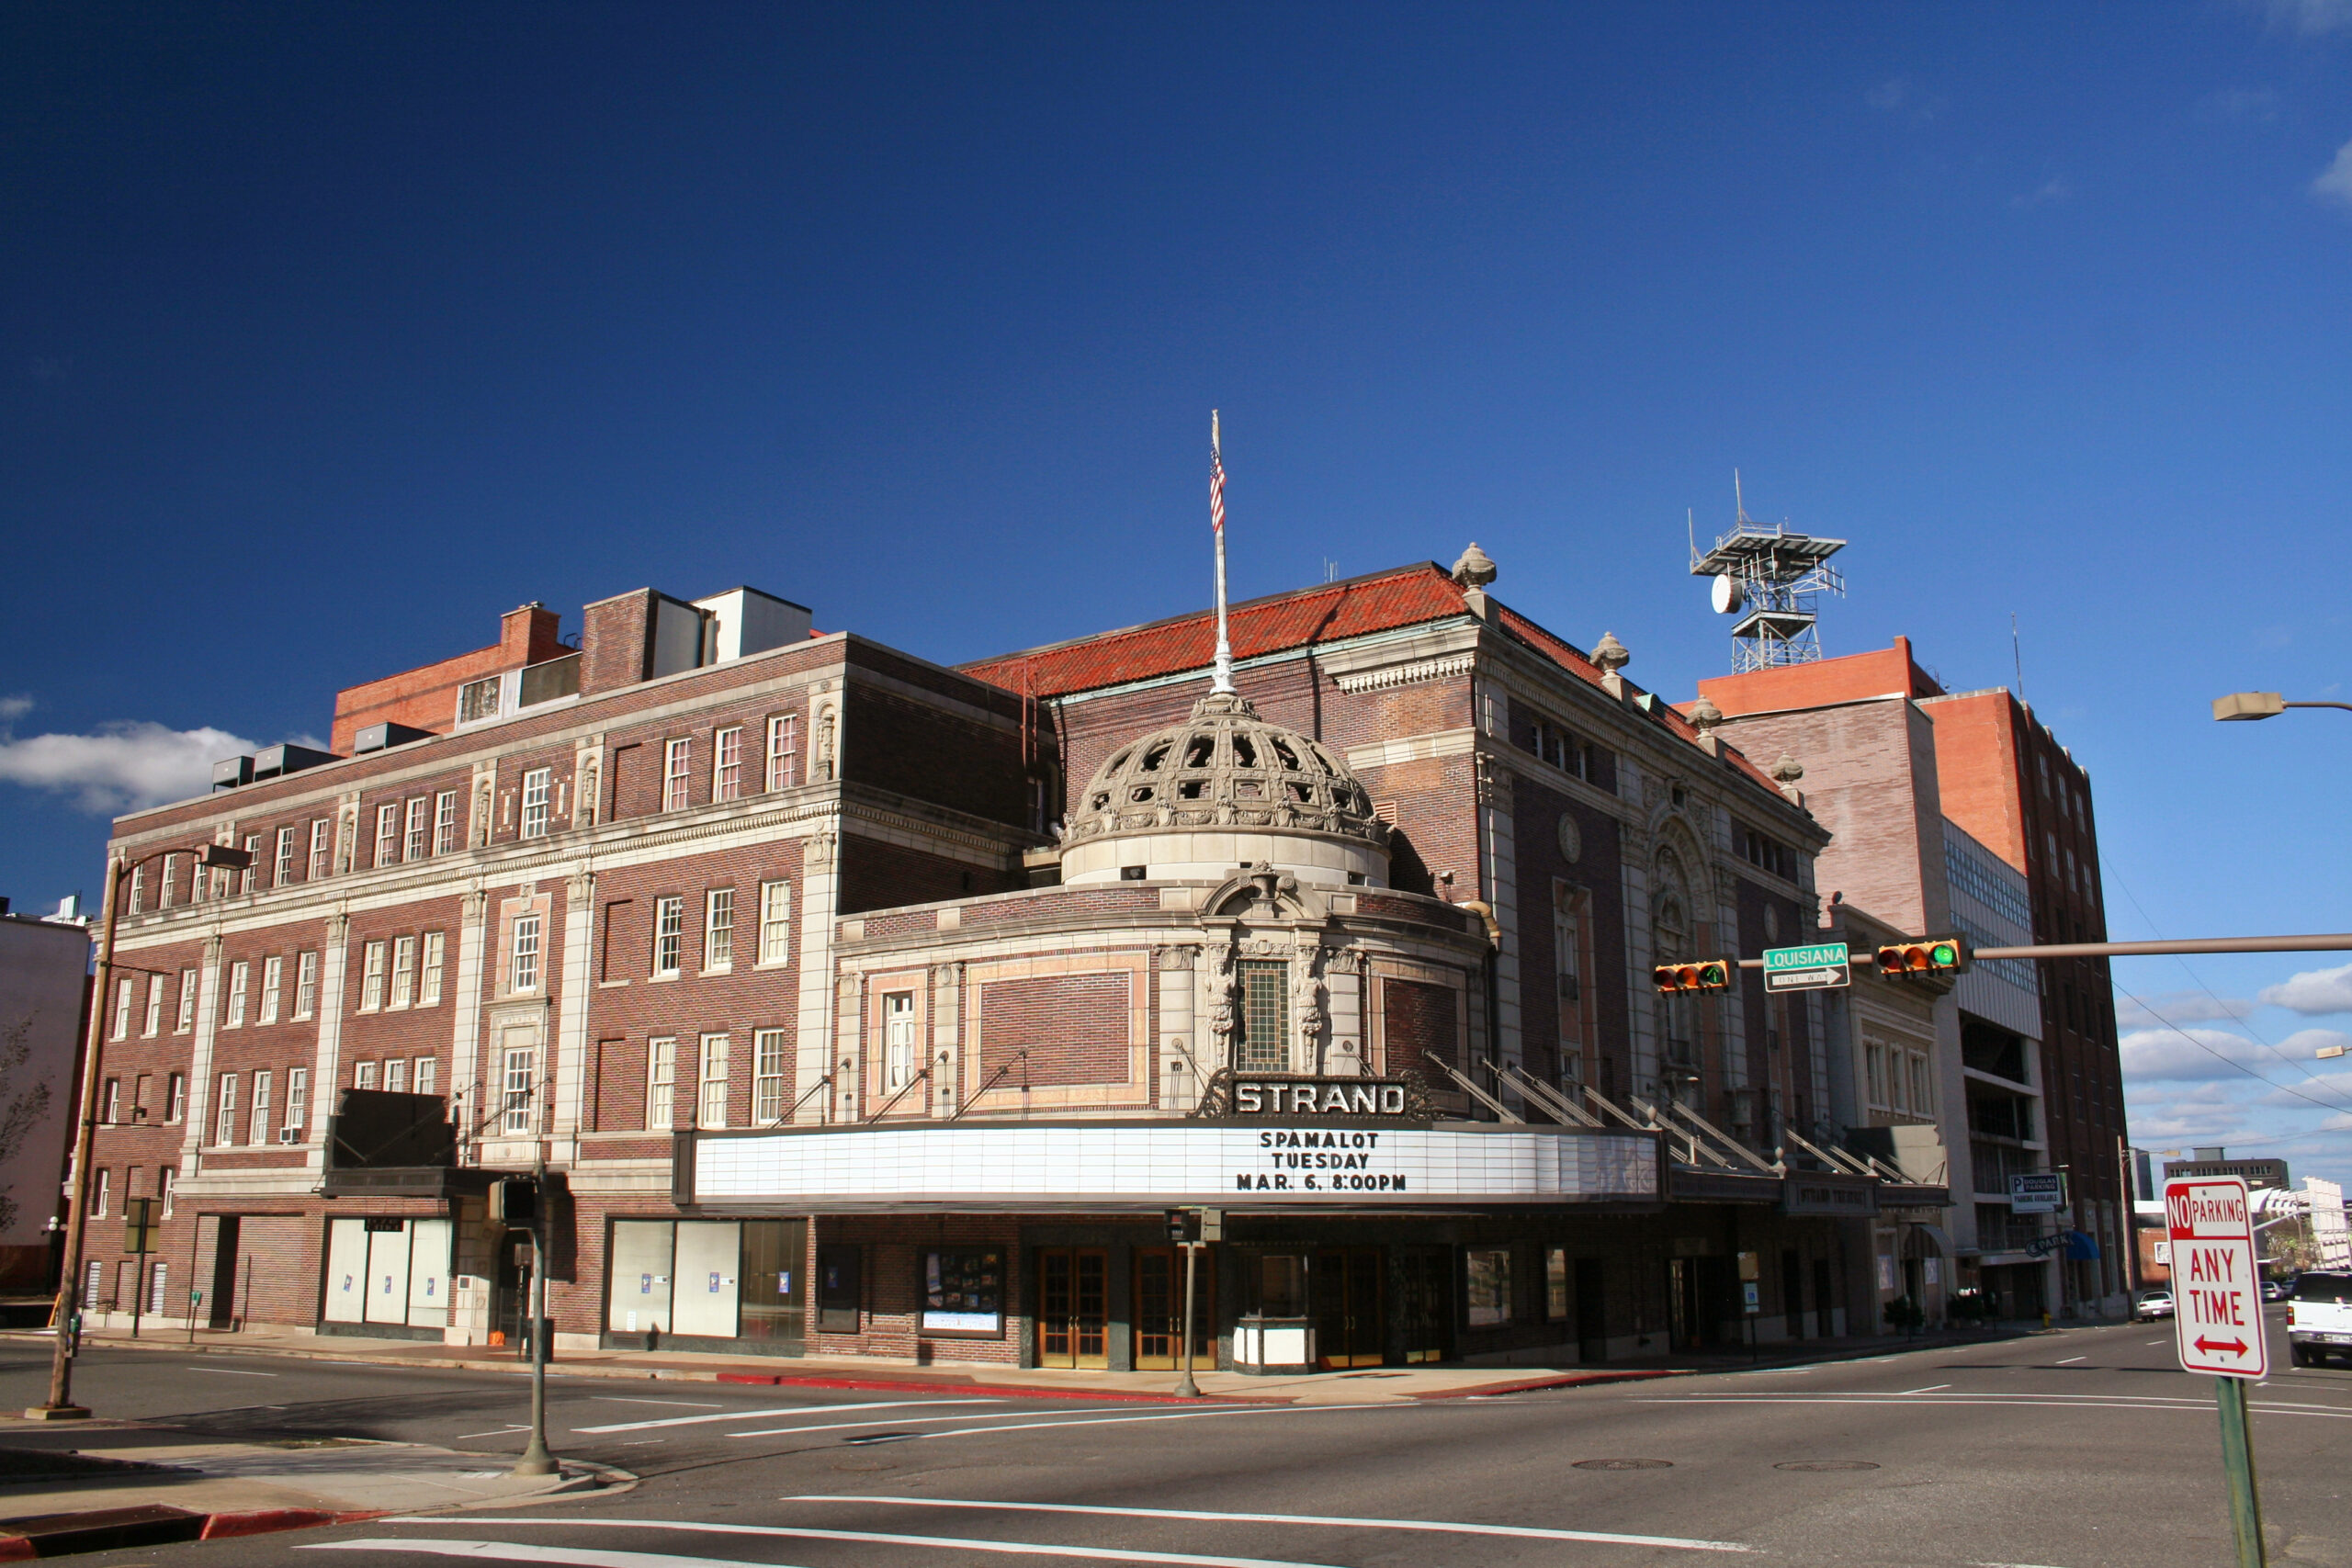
[753,1029,788,1123]
[511,914,542,994]
[652,896,684,976]
[1237,960,1289,1072]
[258,955,283,1025]
[102,1078,120,1124]
[404,796,428,861]
[1865,1043,1886,1109]
[111,978,133,1040]
[142,976,164,1037]
[390,935,416,1009]
[249,1070,273,1145]
[705,887,735,971]
[765,714,798,791]
[148,1260,168,1314]
[520,768,552,839]
[225,961,249,1028]
[309,818,331,881]
[413,1057,436,1096]
[134,1074,152,1122]
[285,1067,308,1137]
[355,1061,379,1089]
[160,853,177,908]
[884,992,917,1091]
[359,941,387,1011]
[375,804,400,868]
[503,1045,536,1134]
[433,790,458,855]
[384,1058,407,1093]
[698,1033,730,1128]
[458,673,502,723]
[921,1247,1006,1335]
[294,952,318,1021]
[242,835,260,895]
[175,970,198,1032]
[159,1166,175,1216]
[1466,1247,1513,1328]
[166,1073,186,1123]
[758,880,792,964]
[646,1037,676,1130]
[214,1074,239,1146]
[419,931,445,1007]
[663,738,692,811]
[713,727,743,801]
[94,1168,109,1219]
[275,825,297,886]
[129,864,144,913]
[85,1259,101,1310]
[1911,1054,1934,1118]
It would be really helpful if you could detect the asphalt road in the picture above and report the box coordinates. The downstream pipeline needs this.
[6,1308,2348,1568]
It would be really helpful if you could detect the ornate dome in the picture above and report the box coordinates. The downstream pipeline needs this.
[1058,692,1388,885]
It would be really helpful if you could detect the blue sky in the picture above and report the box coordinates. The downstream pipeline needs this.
[4,3,2350,1182]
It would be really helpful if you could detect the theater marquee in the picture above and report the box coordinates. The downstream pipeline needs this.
[680,1122,1661,1212]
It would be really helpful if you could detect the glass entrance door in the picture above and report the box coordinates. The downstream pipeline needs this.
[1134,1247,1215,1371]
[1312,1248,1385,1369]
[1396,1247,1450,1363]
[1035,1248,1108,1369]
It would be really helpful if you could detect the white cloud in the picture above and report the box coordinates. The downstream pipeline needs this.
[2010,176,2071,209]
[0,695,31,723]
[2120,1025,2272,1082]
[2259,963,2352,1015]
[0,720,260,813]
[2117,990,2254,1031]
[2126,1080,2252,1141]
[2256,0,2352,36]
[2314,139,2352,209]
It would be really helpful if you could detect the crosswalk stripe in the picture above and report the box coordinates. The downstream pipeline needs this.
[790,1493,1752,1552]
[308,1541,787,1568]
[728,1400,1388,1442]
[573,1398,998,1434]
[377,1516,1352,1568]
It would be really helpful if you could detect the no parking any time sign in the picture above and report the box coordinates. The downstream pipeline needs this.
[2165,1175,2267,1379]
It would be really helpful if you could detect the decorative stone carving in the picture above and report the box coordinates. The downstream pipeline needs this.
[1158,946,1197,972]
[1450,542,1498,589]
[1556,813,1582,863]
[1591,631,1631,673]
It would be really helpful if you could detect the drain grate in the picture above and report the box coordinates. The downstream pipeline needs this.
[1573,1459,1673,1471]
[1774,1461,1880,1472]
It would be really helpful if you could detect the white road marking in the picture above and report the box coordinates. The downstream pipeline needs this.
[1972,1561,2078,1567]
[1897,1385,1951,1394]
[588,1397,725,1408]
[2055,1356,2086,1364]
[309,1541,791,1568]
[794,1492,1754,1552]
[457,1425,531,1439]
[903,1402,1393,1442]
[185,1365,278,1376]
[574,1398,997,1434]
[728,1407,1142,1439]
[2145,1339,2167,1346]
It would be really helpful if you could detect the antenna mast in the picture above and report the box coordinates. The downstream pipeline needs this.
[1690,473,1847,672]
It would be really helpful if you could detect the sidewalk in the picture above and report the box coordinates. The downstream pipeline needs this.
[6,1318,2059,1405]
[0,1419,612,1557]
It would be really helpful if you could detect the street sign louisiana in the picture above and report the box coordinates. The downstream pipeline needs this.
[1761,941,1851,993]
[2165,1175,2268,1379]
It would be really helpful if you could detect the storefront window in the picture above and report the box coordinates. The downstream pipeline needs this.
[921,1247,1004,1335]
[1466,1247,1513,1327]
[1545,1247,1569,1320]
[1246,1253,1307,1316]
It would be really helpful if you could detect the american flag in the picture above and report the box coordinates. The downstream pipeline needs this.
[1210,426,1226,535]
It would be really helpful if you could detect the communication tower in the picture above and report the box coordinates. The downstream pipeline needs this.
[1689,474,1847,672]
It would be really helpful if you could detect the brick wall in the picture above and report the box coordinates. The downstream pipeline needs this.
[580,590,657,696]
[978,973,1133,1086]
[1510,774,1628,1090]
[838,835,1022,916]
[1382,978,1458,1077]
[808,1213,1024,1367]
[330,604,563,754]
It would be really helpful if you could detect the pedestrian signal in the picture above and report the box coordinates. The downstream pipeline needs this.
[1875,938,1967,976]
[1653,960,1733,994]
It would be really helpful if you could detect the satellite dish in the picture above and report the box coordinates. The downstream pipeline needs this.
[1711,573,1744,615]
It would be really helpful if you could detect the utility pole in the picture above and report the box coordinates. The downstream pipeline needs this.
[510,1154,556,1477]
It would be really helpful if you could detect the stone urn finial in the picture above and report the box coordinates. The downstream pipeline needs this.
[1688,694,1724,734]
[1590,631,1630,673]
[1451,542,1498,589]
[1770,751,1805,806]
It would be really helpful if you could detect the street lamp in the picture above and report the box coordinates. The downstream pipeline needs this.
[2212,693,2352,721]
[28,840,251,1420]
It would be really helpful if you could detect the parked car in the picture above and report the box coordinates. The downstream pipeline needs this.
[2261,1278,2290,1303]
[2133,1289,2175,1321]
[2288,1270,2352,1368]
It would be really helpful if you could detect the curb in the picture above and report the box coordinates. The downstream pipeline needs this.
[200,1507,387,1540]
[724,1371,1283,1405]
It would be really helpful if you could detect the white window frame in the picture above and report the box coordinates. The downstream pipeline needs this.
[705,887,734,972]
[375,804,400,868]
[129,864,144,913]
[765,714,798,791]
[111,978,133,1040]
[249,1070,273,1145]
[419,931,445,1007]
[884,991,917,1092]
[384,1057,407,1093]
[754,1028,788,1124]
[166,1073,186,1124]
[390,935,416,1009]
[241,835,260,895]
[355,1060,379,1089]
[646,1037,676,1130]
[520,768,552,840]
[758,880,792,965]
[224,961,249,1028]
[275,825,297,886]
[258,955,283,1025]
[285,1067,308,1138]
[404,796,429,861]
[359,941,387,1011]
[713,726,743,802]
[159,1165,175,1216]
[175,969,198,1032]
[309,818,331,881]
[214,1074,239,1146]
[434,790,458,855]
[142,976,164,1038]
[94,1168,110,1219]
[698,1033,730,1129]
[101,1077,120,1124]
[160,852,177,908]
[511,914,542,995]
[652,896,684,976]
[663,738,692,811]
[293,951,318,1021]
[413,1057,436,1096]
[503,1045,537,1135]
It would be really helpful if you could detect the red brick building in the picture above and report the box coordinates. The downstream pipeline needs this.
[81,549,1941,1371]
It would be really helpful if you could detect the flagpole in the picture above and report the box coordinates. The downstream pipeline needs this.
[1210,410,1235,695]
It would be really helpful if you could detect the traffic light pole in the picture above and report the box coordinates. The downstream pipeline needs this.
[1729,933,2352,968]
[510,1153,556,1478]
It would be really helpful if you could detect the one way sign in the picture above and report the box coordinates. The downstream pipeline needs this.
[2165,1175,2267,1379]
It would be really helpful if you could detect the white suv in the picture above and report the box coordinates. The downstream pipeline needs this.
[2288,1271,2352,1368]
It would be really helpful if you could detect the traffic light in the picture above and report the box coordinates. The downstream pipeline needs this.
[490,1177,539,1224]
[1875,937,1968,977]
[1653,959,1733,994]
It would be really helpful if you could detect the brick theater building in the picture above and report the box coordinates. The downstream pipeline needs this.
[80,548,1944,1371]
